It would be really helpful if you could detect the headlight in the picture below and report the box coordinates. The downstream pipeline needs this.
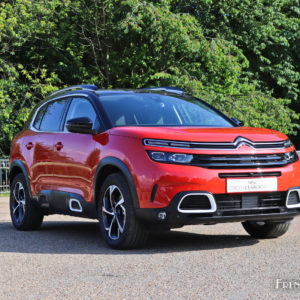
[147,151,194,164]
[284,150,299,162]
[283,139,293,148]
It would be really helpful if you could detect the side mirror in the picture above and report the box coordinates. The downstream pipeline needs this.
[66,117,95,134]
[231,118,244,127]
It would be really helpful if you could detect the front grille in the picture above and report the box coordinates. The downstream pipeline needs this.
[190,152,297,169]
[214,192,286,210]
[222,209,281,216]
[218,172,281,178]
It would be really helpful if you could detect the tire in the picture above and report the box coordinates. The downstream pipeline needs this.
[242,220,291,239]
[10,173,44,230]
[98,173,148,249]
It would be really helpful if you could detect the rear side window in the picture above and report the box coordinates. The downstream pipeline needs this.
[33,105,46,129]
[38,99,68,131]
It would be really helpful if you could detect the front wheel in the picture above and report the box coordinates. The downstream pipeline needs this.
[242,220,291,239]
[98,173,148,249]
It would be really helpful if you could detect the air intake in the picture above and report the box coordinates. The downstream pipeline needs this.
[286,190,300,209]
[178,193,217,213]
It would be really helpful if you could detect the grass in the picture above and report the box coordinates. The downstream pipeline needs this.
[0,192,9,197]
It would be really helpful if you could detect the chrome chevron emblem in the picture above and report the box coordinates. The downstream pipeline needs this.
[233,137,256,149]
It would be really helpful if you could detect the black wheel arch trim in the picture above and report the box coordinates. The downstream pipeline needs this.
[9,160,33,199]
[94,157,140,209]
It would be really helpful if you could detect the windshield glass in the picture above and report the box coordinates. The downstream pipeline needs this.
[98,92,233,127]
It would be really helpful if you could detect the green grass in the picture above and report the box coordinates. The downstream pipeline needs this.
[0,192,9,197]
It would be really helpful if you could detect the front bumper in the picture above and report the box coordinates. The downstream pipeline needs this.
[135,157,300,208]
[135,190,300,227]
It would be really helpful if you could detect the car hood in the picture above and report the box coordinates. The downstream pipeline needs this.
[108,127,288,142]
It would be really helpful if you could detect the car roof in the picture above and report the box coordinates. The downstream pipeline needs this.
[47,85,186,100]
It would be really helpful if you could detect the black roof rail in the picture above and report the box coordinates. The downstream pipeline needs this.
[50,84,99,97]
[143,87,186,95]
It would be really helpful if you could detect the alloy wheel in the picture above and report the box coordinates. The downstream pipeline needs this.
[102,185,126,240]
[11,182,26,225]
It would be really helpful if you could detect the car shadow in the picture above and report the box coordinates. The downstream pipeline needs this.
[0,220,258,254]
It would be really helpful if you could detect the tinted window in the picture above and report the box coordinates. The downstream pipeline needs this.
[33,105,46,130]
[64,97,99,131]
[99,93,233,127]
[39,99,68,131]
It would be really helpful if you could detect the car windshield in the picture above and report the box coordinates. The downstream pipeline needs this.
[98,92,234,127]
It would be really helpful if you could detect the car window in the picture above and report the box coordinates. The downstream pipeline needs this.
[33,105,47,130]
[39,99,68,132]
[64,97,99,131]
[99,93,233,127]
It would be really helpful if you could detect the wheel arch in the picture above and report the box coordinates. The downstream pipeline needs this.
[93,157,140,211]
[9,160,33,198]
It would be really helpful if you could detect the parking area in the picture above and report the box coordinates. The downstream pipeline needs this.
[0,196,299,299]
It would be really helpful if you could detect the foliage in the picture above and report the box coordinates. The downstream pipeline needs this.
[171,0,300,101]
[0,0,299,156]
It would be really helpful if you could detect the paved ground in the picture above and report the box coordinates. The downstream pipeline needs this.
[0,197,299,300]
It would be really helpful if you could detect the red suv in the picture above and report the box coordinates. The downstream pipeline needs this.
[9,85,300,249]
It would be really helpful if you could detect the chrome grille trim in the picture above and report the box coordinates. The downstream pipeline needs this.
[143,137,290,150]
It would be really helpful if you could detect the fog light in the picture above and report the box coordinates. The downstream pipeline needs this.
[157,212,167,220]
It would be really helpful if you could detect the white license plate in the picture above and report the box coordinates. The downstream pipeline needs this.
[227,177,277,193]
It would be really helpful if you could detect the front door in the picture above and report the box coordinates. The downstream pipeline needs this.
[52,97,100,203]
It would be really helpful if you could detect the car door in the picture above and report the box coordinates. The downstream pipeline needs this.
[28,98,69,195]
[52,97,100,203]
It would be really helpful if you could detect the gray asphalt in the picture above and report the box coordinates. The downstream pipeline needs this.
[0,197,299,300]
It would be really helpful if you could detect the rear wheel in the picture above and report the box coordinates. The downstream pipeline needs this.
[10,173,44,230]
[242,220,291,239]
[98,173,148,249]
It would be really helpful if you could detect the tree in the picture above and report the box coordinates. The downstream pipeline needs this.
[171,0,300,101]
[0,0,299,156]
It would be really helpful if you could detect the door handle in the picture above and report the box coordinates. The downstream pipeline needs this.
[25,142,33,150]
[55,142,64,151]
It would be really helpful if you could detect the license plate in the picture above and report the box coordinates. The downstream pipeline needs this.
[227,177,277,193]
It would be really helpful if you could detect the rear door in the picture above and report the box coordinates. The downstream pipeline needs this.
[52,97,100,203]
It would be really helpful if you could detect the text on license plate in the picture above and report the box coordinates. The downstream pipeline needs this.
[227,177,278,193]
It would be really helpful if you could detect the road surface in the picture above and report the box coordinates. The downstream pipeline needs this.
[0,197,299,299]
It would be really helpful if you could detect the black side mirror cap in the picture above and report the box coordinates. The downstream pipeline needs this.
[66,117,96,134]
[231,118,244,127]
